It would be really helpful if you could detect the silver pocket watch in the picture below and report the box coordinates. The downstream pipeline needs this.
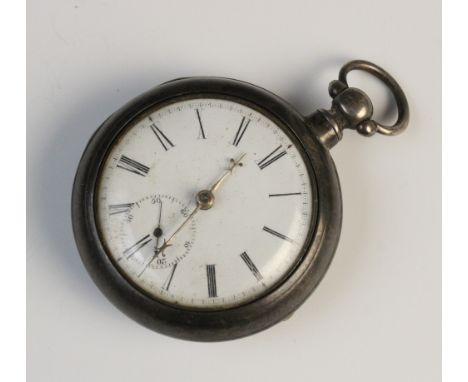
[72,60,409,341]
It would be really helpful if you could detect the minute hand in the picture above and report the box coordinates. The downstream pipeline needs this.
[209,153,246,193]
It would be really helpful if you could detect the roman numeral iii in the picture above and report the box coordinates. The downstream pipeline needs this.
[117,155,150,177]
[206,264,217,298]
[257,145,287,169]
[268,192,302,197]
[232,116,250,146]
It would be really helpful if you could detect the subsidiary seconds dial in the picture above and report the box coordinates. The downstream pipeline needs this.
[118,194,196,273]
[96,99,313,309]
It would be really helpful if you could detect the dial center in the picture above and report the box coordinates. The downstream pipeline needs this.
[196,189,215,210]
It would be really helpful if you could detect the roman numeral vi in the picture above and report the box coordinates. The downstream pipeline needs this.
[206,264,217,298]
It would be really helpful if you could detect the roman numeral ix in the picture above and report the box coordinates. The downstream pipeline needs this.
[257,145,287,170]
[117,155,150,177]
[240,252,263,281]
[206,264,217,298]
[148,117,174,151]
[232,116,250,146]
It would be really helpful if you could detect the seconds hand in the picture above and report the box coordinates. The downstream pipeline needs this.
[138,199,163,278]
[155,153,246,256]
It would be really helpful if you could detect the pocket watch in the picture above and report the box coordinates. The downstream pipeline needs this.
[72,60,409,341]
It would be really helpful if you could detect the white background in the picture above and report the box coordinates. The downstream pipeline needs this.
[27,1,441,381]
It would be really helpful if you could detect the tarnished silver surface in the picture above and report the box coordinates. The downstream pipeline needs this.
[72,60,409,341]
[307,60,409,148]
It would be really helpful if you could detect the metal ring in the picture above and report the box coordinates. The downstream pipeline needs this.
[339,60,409,136]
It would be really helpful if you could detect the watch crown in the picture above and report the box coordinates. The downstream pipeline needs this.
[332,86,373,127]
[306,60,409,149]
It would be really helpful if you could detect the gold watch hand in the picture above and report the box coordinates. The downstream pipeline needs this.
[210,153,246,193]
[157,205,200,254]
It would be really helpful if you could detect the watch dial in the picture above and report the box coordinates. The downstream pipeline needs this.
[96,98,314,309]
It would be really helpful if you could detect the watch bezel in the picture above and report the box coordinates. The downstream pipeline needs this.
[72,77,342,341]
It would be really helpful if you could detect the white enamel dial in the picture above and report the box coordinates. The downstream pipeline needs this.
[96,98,314,309]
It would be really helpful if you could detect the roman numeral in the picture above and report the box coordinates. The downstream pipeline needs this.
[206,264,217,298]
[163,263,178,291]
[117,155,150,177]
[262,226,294,243]
[232,116,250,146]
[257,145,287,170]
[108,202,134,215]
[240,252,263,281]
[148,117,174,150]
[122,234,152,259]
[268,192,302,197]
[196,109,206,139]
